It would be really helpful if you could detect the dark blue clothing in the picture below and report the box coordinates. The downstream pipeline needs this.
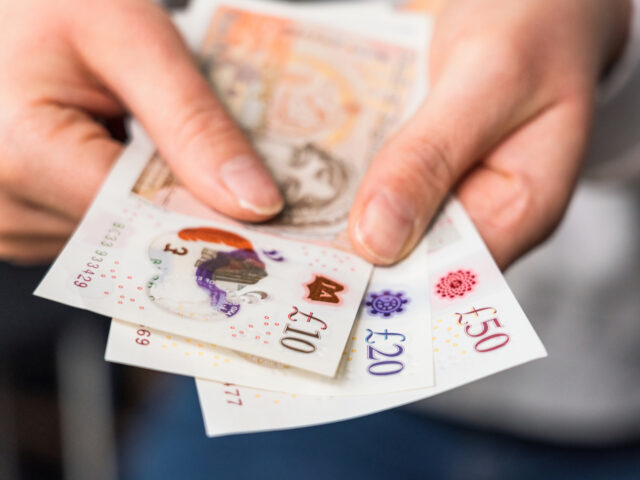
[119,375,640,480]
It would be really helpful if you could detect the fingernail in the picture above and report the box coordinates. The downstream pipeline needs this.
[355,189,414,263]
[220,156,284,216]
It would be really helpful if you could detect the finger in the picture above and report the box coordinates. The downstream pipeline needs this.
[348,45,553,265]
[457,99,591,269]
[70,1,283,222]
[1,104,122,220]
[0,191,76,237]
[0,235,68,266]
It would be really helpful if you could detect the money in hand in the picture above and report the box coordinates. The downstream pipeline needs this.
[35,0,547,437]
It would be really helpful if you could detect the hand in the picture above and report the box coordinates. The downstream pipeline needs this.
[348,0,630,268]
[0,0,282,264]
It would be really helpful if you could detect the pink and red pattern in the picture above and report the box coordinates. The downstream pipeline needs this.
[435,269,477,299]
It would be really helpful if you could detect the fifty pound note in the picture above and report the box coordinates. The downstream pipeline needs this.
[35,142,371,377]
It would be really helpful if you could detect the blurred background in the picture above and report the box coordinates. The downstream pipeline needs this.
[1,1,640,479]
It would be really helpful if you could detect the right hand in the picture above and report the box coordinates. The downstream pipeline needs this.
[348,0,630,268]
[0,0,283,265]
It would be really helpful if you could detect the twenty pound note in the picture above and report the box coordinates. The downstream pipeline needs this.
[35,140,371,377]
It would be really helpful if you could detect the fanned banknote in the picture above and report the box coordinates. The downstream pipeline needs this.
[194,199,547,437]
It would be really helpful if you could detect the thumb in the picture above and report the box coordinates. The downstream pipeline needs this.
[348,49,544,264]
[71,1,283,221]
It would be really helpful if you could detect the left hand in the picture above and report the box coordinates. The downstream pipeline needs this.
[348,0,630,268]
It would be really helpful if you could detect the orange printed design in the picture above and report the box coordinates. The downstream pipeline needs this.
[203,7,294,67]
[178,227,254,250]
[133,7,418,242]
[304,274,345,305]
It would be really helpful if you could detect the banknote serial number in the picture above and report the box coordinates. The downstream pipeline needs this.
[280,306,327,354]
[455,307,510,353]
[73,222,125,288]
[135,326,151,346]
[222,383,243,406]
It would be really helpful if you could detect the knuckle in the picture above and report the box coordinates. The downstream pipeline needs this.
[174,103,241,153]
[450,34,531,86]
[498,178,536,235]
[0,209,17,236]
[0,111,32,186]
